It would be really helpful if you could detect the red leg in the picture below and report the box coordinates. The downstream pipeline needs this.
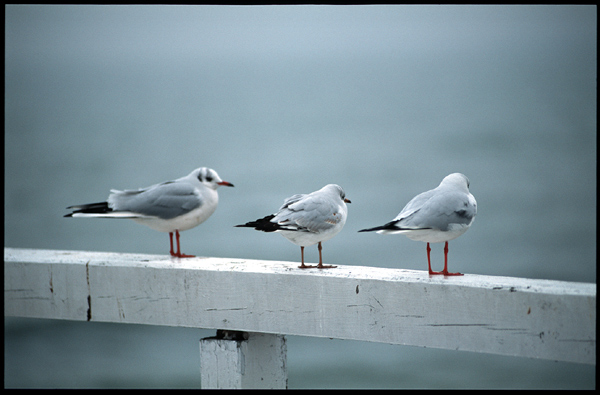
[428,242,443,275]
[171,230,195,258]
[442,241,463,276]
[316,241,337,269]
[298,246,315,268]
[169,232,176,257]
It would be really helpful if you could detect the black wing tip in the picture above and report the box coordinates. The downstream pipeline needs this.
[358,221,404,233]
[358,226,388,233]
[235,214,285,232]
[64,202,111,216]
[358,227,376,232]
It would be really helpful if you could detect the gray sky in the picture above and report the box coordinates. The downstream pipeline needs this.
[6,5,595,64]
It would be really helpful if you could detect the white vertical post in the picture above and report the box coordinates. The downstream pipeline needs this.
[199,331,287,389]
[199,335,244,389]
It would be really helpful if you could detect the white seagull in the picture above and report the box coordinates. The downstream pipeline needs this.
[65,167,234,258]
[236,184,351,269]
[359,173,476,276]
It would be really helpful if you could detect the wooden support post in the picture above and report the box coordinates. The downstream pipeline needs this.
[199,330,287,389]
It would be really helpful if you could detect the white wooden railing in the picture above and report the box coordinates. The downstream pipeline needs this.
[4,247,596,388]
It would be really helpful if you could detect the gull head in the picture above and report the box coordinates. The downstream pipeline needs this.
[192,167,234,190]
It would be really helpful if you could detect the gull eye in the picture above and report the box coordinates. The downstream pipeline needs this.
[205,176,213,182]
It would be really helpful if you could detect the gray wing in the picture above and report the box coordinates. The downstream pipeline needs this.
[397,189,476,231]
[274,192,342,233]
[108,181,202,220]
[278,193,305,211]
[394,189,436,222]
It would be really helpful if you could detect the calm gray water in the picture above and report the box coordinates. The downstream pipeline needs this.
[4,5,596,389]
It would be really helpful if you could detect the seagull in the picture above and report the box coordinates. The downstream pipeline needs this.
[359,173,476,276]
[236,184,351,269]
[64,167,234,258]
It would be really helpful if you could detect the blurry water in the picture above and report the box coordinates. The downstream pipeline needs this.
[4,5,596,389]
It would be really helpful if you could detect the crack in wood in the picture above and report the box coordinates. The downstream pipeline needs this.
[427,323,492,327]
[86,260,92,321]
